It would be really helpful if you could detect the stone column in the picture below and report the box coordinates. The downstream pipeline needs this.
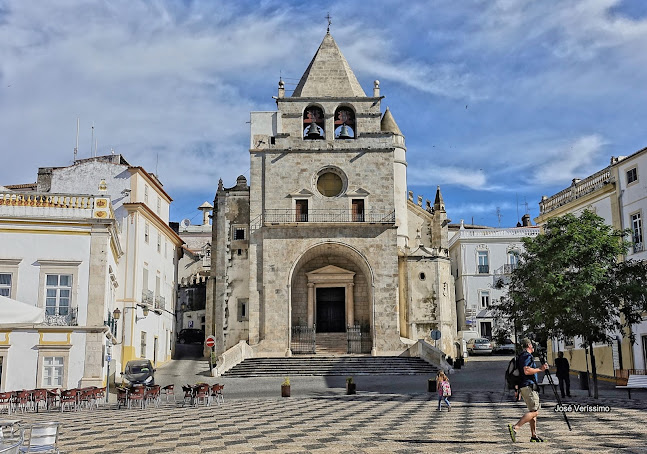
[307,283,315,328]
[346,283,355,327]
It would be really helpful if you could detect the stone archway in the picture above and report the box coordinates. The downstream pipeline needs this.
[289,242,374,348]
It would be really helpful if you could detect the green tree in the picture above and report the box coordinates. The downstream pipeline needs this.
[495,210,647,398]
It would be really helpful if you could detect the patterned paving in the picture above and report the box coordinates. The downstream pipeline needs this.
[8,391,647,453]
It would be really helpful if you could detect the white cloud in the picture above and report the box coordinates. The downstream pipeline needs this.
[533,135,607,185]
[409,165,489,190]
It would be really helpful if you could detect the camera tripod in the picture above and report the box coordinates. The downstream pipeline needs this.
[539,351,572,431]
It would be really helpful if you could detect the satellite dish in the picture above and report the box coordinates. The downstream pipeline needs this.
[180,218,191,229]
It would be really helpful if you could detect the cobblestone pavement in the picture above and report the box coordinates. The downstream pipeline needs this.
[9,389,647,453]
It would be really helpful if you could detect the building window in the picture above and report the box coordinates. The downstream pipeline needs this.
[334,106,356,139]
[631,212,643,252]
[45,274,72,316]
[144,185,149,204]
[42,356,64,387]
[507,251,519,273]
[156,196,161,214]
[295,200,308,222]
[145,223,150,244]
[627,167,638,185]
[317,172,343,197]
[477,251,489,274]
[480,290,490,308]
[234,228,246,240]
[141,331,147,358]
[157,233,161,253]
[0,273,11,297]
[237,298,249,322]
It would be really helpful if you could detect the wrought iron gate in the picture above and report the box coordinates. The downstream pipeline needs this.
[347,325,372,354]
[291,325,316,354]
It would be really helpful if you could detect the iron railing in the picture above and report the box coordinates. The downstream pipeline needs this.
[155,295,165,311]
[478,265,490,274]
[347,325,372,354]
[45,307,78,326]
[142,290,154,305]
[291,325,316,354]
[262,209,395,224]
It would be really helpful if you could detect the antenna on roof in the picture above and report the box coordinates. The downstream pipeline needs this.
[91,123,95,158]
[74,118,79,162]
[523,198,530,215]
[496,206,502,227]
[155,153,159,177]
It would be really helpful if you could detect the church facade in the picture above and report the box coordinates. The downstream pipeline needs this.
[206,32,457,358]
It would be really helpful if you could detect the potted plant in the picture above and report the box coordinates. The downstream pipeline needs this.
[346,377,356,395]
[281,377,290,397]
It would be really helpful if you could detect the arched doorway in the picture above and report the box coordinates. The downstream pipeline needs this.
[289,242,374,353]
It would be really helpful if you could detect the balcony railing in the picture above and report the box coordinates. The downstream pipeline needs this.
[44,307,78,326]
[634,242,643,253]
[539,168,613,216]
[261,209,396,225]
[142,290,154,305]
[478,265,490,274]
[155,295,166,311]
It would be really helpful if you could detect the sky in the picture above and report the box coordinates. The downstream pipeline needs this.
[1,0,647,228]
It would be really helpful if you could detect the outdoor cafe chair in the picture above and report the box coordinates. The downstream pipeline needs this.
[127,386,145,410]
[92,388,105,407]
[144,385,160,408]
[19,422,60,453]
[0,427,24,454]
[116,388,128,410]
[0,393,12,415]
[59,389,77,413]
[77,389,95,411]
[194,384,210,407]
[45,390,59,411]
[181,386,193,406]
[14,393,30,414]
[160,384,175,402]
[29,390,46,413]
[210,384,224,405]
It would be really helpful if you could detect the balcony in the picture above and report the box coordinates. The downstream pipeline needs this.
[259,209,396,225]
[44,307,78,326]
[478,265,490,274]
[634,242,643,253]
[142,290,154,305]
[154,295,166,311]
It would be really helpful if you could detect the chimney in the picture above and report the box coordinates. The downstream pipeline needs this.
[521,214,531,227]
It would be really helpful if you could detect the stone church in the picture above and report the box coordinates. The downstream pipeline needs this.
[206,31,457,359]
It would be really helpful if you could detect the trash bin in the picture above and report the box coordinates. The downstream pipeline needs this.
[428,379,436,392]
[454,357,462,369]
[579,372,589,390]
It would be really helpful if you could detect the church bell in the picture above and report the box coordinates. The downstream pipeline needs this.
[337,124,352,139]
[307,122,322,138]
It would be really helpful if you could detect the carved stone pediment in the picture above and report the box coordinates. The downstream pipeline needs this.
[306,265,355,284]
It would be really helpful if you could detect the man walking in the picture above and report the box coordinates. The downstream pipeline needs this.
[555,351,571,398]
[508,338,549,443]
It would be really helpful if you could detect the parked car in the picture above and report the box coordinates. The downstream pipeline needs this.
[121,359,155,386]
[177,328,205,344]
[493,338,516,354]
[466,338,493,355]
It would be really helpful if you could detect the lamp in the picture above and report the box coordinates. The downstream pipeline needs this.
[180,303,187,312]
[113,305,148,323]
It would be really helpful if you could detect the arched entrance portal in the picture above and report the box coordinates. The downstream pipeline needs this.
[289,242,373,353]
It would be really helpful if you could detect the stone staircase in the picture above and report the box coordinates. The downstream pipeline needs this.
[222,356,438,377]
[314,332,347,355]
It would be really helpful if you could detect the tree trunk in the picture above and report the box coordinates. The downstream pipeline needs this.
[589,344,599,399]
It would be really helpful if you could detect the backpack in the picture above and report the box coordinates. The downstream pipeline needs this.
[441,380,452,397]
[505,356,522,389]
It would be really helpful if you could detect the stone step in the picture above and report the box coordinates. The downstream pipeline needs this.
[222,356,438,377]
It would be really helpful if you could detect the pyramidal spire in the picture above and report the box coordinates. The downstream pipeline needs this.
[434,186,445,212]
[292,34,366,98]
[380,107,402,135]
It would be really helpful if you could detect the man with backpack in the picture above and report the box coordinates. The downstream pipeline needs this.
[508,338,549,443]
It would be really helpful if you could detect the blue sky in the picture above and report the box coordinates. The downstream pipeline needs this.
[1,0,646,227]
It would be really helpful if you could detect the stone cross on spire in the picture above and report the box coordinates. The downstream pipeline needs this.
[325,12,332,34]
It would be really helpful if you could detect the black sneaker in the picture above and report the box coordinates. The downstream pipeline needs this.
[530,435,545,442]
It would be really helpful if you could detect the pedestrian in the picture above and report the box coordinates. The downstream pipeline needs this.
[508,338,548,443]
[436,370,451,411]
[554,351,571,398]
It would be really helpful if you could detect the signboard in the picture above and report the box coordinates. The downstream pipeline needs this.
[188,320,194,328]
[431,330,441,340]
[205,335,216,348]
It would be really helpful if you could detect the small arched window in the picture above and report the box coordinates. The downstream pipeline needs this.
[334,106,355,139]
[303,106,325,140]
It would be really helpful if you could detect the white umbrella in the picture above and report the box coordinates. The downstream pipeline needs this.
[0,294,45,324]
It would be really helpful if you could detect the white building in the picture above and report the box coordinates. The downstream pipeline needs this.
[448,217,540,341]
[0,154,184,391]
[0,190,121,390]
[536,146,647,374]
